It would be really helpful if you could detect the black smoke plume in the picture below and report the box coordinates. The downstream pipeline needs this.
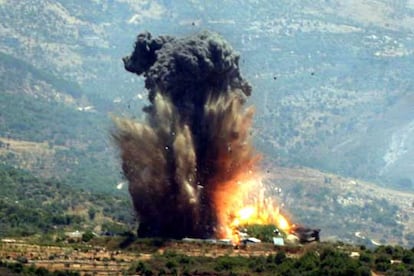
[113,31,256,239]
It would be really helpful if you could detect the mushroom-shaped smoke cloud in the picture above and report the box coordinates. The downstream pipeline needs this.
[113,31,257,239]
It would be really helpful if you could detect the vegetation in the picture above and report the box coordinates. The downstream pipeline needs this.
[0,88,121,193]
[125,242,414,275]
[0,164,133,238]
[0,50,123,193]
[1,0,414,256]
[275,178,408,247]
[3,0,413,191]
[0,260,80,276]
[0,52,83,98]
[1,231,414,275]
[244,224,281,242]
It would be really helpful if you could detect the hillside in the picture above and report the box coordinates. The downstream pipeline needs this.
[0,51,121,192]
[1,0,412,190]
[0,164,133,237]
[1,152,413,247]
[262,162,414,247]
[0,0,413,248]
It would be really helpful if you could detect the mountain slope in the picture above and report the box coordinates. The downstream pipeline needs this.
[0,164,133,237]
[0,52,120,192]
[263,163,414,247]
[0,0,413,245]
[2,0,412,188]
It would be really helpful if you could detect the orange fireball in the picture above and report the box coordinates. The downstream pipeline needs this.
[213,171,291,244]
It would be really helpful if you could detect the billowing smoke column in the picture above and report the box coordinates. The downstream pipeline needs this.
[113,31,257,239]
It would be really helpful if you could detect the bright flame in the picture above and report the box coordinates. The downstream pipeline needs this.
[277,215,290,231]
[213,171,291,244]
[237,206,255,221]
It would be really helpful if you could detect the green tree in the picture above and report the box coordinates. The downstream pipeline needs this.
[82,230,95,242]
[402,252,414,265]
[375,254,391,272]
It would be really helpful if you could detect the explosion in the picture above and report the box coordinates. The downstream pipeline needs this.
[113,31,290,241]
[214,172,291,243]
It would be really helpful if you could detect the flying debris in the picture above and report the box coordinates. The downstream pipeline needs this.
[113,30,286,240]
[116,182,126,190]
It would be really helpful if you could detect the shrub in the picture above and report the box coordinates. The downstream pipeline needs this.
[375,254,391,272]
[274,251,286,264]
[82,230,95,242]
[359,253,372,264]
[402,252,414,265]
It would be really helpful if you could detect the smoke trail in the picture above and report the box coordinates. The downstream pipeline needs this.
[113,31,257,238]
